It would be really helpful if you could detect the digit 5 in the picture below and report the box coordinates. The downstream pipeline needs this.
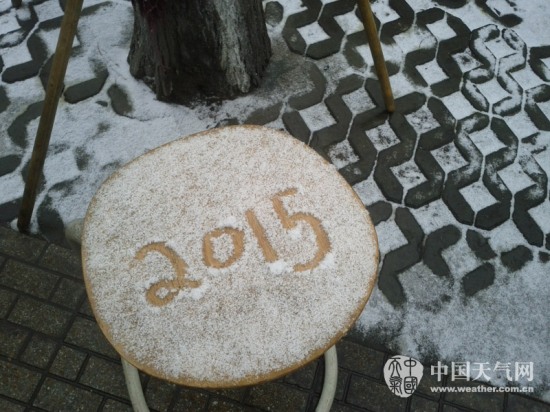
[271,188,331,271]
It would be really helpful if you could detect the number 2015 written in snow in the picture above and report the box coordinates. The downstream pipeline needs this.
[135,188,331,307]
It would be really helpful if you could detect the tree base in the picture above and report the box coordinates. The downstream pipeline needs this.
[128,0,271,104]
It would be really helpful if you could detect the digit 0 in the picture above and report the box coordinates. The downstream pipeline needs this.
[203,227,245,268]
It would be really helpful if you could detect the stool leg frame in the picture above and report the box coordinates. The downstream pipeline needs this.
[122,359,150,412]
[67,220,338,411]
[357,0,395,113]
[119,349,338,412]
[316,345,338,412]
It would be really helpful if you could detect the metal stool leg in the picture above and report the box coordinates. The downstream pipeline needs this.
[316,346,338,412]
[358,0,395,113]
[122,358,150,412]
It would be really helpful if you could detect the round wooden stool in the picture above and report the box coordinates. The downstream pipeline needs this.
[81,126,378,411]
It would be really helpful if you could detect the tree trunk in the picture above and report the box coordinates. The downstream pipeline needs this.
[128,0,271,103]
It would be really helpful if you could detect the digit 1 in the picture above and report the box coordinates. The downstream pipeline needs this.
[245,209,279,263]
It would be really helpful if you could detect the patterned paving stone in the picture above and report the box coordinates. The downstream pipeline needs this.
[209,398,259,412]
[442,405,467,412]
[100,399,133,412]
[77,298,94,319]
[506,394,550,412]
[375,216,407,256]
[34,377,103,412]
[65,316,118,359]
[0,154,20,178]
[9,296,72,338]
[0,200,19,229]
[500,245,533,272]
[0,86,9,113]
[265,1,284,27]
[36,194,66,244]
[423,225,461,277]
[337,339,385,380]
[0,397,25,412]
[328,139,360,169]
[416,366,444,399]
[366,201,392,226]
[466,229,497,261]
[0,259,59,299]
[462,262,495,296]
[246,102,284,126]
[171,388,210,411]
[416,10,470,98]
[346,375,407,411]
[283,0,358,60]
[49,345,87,380]
[528,200,550,244]
[64,67,108,103]
[377,207,424,306]
[0,286,17,318]
[465,25,525,116]
[0,321,29,358]
[79,356,128,399]
[247,381,309,412]
[373,118,417,203]
[345,0,413,71]
[209,388,248,404]
[144,377,178,412]
[20,333,57,369]
[0,225,46,261]
[283,359,318,390]
[1,31,47,84]
[330,404,362,412]
[7,100,43,149]
[50,277,85,309]
[108,83,133,117]
[445,380,505,412]
[331,368,350,403]
[0,359,42,402]
[410,396,440,411]
[39,243,83,278]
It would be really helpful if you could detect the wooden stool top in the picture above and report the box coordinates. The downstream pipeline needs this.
[82,125,378,388]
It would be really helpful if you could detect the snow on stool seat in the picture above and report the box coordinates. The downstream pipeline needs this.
[81,125,378,406]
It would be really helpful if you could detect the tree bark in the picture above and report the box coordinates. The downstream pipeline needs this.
[128,0,271,103]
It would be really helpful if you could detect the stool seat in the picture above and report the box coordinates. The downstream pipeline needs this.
[82,125,378,388]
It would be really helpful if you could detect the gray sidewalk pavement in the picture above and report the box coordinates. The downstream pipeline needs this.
[1,224,549,412]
